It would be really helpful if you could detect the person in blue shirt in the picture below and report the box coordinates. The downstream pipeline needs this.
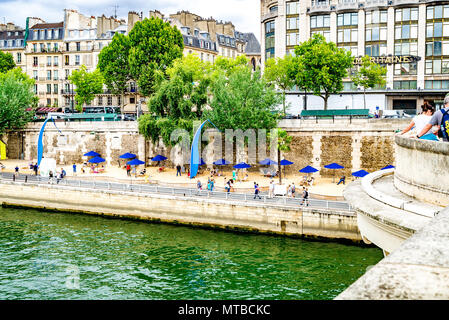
[73,163,77,176]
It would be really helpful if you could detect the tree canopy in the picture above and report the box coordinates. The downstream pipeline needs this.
[128,17,184,97]
[97,33,132,109]
[264,55,296,115]
[0,68,37,136]
[293,34,353,110]
[68,65,104,113]
[0,51,15,74]
[351,55,387,109]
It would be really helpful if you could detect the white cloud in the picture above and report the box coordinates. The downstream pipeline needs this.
[0,0,260,40]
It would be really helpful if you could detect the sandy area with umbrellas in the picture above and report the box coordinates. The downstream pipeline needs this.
[0,158,357,198]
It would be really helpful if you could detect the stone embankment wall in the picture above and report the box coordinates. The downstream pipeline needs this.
[394,135,449,207]
[4,118,408,177]
[0,181,361,242]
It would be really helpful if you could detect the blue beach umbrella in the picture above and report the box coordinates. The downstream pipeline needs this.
[352,170,369,178]
[381,165,395,170]
[127,159,145,166]
[151,155,167,162]
[299,166,319,174]
[280,159,294,166]
[213,159,230,165]
[200,158,206,166]
[119,153,136,159]
[88,156,105,164]
[324,163,344,182]
[259,158,278,165]
[233,162,251,169]
[84,151,100,157]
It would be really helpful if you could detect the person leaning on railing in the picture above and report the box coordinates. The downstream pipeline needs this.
[417,95,449,142]
[399,102,436,138]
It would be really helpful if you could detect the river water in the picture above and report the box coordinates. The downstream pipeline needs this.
[0,207,383,300]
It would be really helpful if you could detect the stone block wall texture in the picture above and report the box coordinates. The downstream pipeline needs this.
[283,135,313,175]
[320,135,353,177]
[361,136,395,172]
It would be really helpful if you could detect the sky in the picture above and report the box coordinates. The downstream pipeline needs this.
[0,0,261,40]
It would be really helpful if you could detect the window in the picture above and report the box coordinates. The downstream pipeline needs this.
[310,15,330,28]
[394,63,417,75]
[338,29,358,43]
[66,43,70,51]
[366,10,387,25]
[47,56,52,66]
[98,96,103,105]
[287,17,299,30]
[269,5,278,12]
[75,55,80,65]
[33,57,38,66]
[76,42,80,51]
[393,80,417,90]
[54,84,58,94]
[54,70,58,80]
[396,8,419,22]
[107,96,112,106]
[16,53,21,63]
[65,55,69,65]
[365,43,387,56]
[265,20,275,61]
[286,33,300,46]
[118,95,122,106]
[47,70,51,80]
[337,12,358,26]
[47,98,51,106]
[65,69,70,80]
[46,84,51,94]
[426,59,449,74]
[54,43,58,52]
[54,56,58,66]
[286,1,299,15]
[33,70,38,80]
[425,80,449,89]
[130,97,135,104]
[33,43,37,52]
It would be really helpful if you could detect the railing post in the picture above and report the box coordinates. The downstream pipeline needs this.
[284,197,287,205]
[326,201,329,209]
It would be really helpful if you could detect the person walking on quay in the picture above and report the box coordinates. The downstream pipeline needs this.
[72,163,77,176]
[14,165,19,176]
[300,187,309,206]
[291,182,296,198]
[176,164,182,177]
[126,164,131,177]
[48,171,54,184]
[197,180,202,194]
[254,182,262,199]
[33,163,38,176]
[337,175,346,185]
[210,179,215,192]
[287,184,292,198]
[268,180,274,198]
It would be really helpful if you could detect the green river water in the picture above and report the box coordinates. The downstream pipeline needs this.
[0,207,383,300]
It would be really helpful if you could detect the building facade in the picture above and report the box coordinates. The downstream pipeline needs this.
[0,23,26,70]
[261,0,449,114]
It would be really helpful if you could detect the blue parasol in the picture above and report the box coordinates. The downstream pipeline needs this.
[324,163,344,170]
[299,165,319,173]
[381,165,395,170]
[259,158,277,165]
[119,153,136,159]
[127,159,145,166]
[213,159,230,165]
[88,156,105,164]
[280,159,294,166]
[352,170,369,178]
[200,158,206,166]
[84,151,100,157]
[151,155,167,162]
[233,162,251,169]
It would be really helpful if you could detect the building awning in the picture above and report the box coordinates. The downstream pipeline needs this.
[35,107,59,113]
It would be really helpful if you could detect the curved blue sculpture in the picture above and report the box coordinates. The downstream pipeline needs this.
[190,119,219,179]
[37,116,62,167]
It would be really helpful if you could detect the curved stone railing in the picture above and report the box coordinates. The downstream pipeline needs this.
[394,136,449,207]
[361,169,439,218]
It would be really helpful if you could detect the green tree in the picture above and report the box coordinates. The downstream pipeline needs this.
[287,56,311,111]
[128,17,184,97]
[204,63,280,132]
[97,33,132,112]
[294,34,353,110]
[268,129,292,185]
[0,51,15,74]
[264,55,296,115]
[0,69,37,136]
[148,54,212,119]
[68,65,104,113]
[351,55,387,109]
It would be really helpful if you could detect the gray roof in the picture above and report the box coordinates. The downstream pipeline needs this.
[243,32,260,55]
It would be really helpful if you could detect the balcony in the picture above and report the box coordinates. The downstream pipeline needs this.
[393,0,419,5]
[336,0,360,11]
[261,10,278,23]
[364,0,389,9]
[309,1,332,14]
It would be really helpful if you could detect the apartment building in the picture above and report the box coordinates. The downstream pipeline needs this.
[0,22,26,70]
[261,0,449,114]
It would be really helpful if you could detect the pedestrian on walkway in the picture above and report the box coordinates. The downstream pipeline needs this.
[72,163,77,176]
[14,165,19,176]
[197,180,202,194]
[292,182,296,198]
[48,171,54,184]
[337,175,346,185]
[126,164,131,177]
[210,179,215,192]
[254,182,262,199]
[33,164,38,176]
[300,187,309,206]
[268,180,274,198]
[176,164,182,176]
[287,184,292,198]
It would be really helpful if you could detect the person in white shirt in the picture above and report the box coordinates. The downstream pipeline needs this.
[399,102,436,137]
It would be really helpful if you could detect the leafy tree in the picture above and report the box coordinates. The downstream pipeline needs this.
[287,56,311,111]
[147,54,212,119]
[0,51,15,74]
[68,65,104,113]
[128,17,184,97]
[351,55,387,109]
[138,115,194,146]
[204,63,280,132]
[294,34,353,110]
[212,55,249,78]
[264,55,296,115]
[0,69,37,136]
[97,33,132,112]
[268,129,292,185]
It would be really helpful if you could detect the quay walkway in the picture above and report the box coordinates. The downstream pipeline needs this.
[0,172,352,212]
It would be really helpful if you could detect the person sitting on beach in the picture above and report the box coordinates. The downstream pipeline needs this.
[337,175,346,185]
